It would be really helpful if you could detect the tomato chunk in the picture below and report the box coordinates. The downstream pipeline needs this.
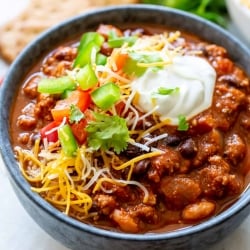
[40,121,60,142]
[51,90,91,122]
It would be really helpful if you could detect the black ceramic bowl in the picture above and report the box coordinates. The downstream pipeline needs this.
[1,4,250,250]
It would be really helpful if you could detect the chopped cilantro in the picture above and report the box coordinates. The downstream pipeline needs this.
[86,113,130,154]
[153,87,180,96]
[128,51,163,64]
[108,30,137,48]
[177,115,189,131]
[69,105,85,124]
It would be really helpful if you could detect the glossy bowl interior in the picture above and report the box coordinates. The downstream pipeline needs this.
[1,4,250,250]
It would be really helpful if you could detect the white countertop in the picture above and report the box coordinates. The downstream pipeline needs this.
[1,1,250,250]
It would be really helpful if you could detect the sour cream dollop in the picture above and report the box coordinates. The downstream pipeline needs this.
[131,55,216,125]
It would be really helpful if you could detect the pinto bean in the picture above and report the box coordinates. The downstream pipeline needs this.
[182,200,216,221]
[111,209,139,233]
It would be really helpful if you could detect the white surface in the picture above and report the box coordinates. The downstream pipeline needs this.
[226,0,250,44]
[0,1,250,250]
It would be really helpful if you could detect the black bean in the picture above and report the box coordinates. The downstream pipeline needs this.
[133,159,151,175]
[179,138,197,159]
[161,135,181,147]
[123,143,145,158]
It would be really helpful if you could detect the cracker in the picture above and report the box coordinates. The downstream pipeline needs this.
[0,0,138,63]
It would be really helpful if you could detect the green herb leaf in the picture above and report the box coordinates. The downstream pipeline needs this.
[141,0,228,27]
[128,51,163,64]
[69,104,85,124]
[108,30,137,48]
[154,87,180,96]
[177,115,189,131]
[86,113,130,153]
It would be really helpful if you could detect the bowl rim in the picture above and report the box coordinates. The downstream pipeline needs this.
[1,3,250,241]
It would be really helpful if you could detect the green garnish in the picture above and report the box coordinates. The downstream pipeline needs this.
[177,115,189,131]
[91,82,121,110]
[108,30,137,48]
[154,87,180,96]
[86,113,130,154]
[37,76,76,94]
[128,51,163,64]
[142,0,228,27]
[123,51,163,76]
[73,32,104,68]
[69,104,85,124]
[76,64,98,90]
[58,124,78,156]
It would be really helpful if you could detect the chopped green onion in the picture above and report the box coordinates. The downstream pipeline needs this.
[91,82,120,110]
[177,115,189,131]
[58,124,78,156]
[76,64,98,90]
[38,76,76,94]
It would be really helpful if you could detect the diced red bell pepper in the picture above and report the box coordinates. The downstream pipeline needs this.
[40,121,60,143]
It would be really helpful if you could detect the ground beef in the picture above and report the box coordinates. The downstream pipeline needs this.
[34,93,56,121]
[149,147,181,182]
[198,155,243,198]
[93,194,117,216]
[192,129,223,167]
[213,84,246,130]
[224,133,246,165]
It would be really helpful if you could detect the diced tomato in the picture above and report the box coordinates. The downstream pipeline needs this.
[115,101,125,116]
[51,90,91,122]
[96,24,123,39]
[40,121,60,142]
[70,119,88,144]
[112,52,128,72]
